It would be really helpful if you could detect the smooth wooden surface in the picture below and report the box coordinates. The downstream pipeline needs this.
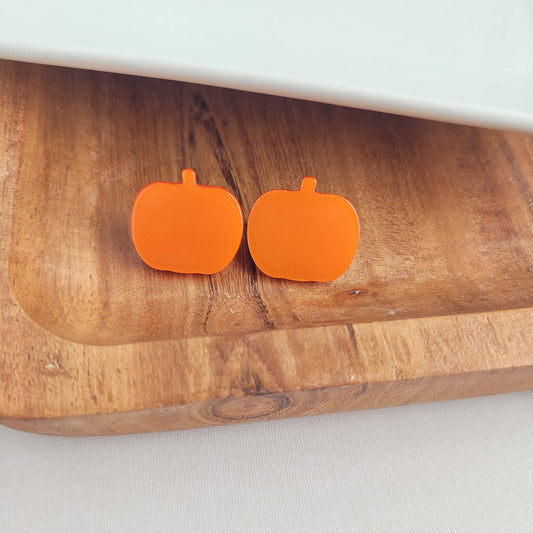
[1,59,532,436]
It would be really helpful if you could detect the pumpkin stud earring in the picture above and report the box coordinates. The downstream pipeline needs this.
[247,177,360,282]
[131,169,243,274]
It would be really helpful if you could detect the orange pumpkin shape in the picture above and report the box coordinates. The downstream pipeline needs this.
[247,177,359,282]
[131,169,243,274]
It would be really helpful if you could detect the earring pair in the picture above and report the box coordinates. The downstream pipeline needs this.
[131,169,359,282]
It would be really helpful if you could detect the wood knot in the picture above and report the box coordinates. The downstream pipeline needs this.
[210,393,290,421]
[345,288,368,297]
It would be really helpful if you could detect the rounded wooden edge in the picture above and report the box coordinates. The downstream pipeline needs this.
[2,367,532,437]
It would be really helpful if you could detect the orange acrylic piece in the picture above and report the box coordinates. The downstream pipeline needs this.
[247,177,360,282]
[131,169,243,274]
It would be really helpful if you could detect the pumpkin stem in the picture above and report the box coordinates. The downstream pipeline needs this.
[182,168,197,186]
[300,177,317,193]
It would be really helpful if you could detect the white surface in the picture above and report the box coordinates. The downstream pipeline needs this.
[1,392,532,532]
[1,0,533,131]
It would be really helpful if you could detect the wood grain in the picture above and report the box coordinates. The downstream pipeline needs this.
[1,59,532,436]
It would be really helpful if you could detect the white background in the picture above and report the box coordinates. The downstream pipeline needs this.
[1,391,532,532]
[1,0,533,131]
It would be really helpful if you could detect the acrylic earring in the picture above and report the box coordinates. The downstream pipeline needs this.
[247,177,360,282]
[131,169,243,274]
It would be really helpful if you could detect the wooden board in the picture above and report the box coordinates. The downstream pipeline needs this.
[1,59,532,436]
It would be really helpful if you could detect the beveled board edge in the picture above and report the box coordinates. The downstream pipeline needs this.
[1,304,533,435]
[2,364,533,436]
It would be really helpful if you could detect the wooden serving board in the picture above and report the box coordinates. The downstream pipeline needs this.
[1,60,532,436]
